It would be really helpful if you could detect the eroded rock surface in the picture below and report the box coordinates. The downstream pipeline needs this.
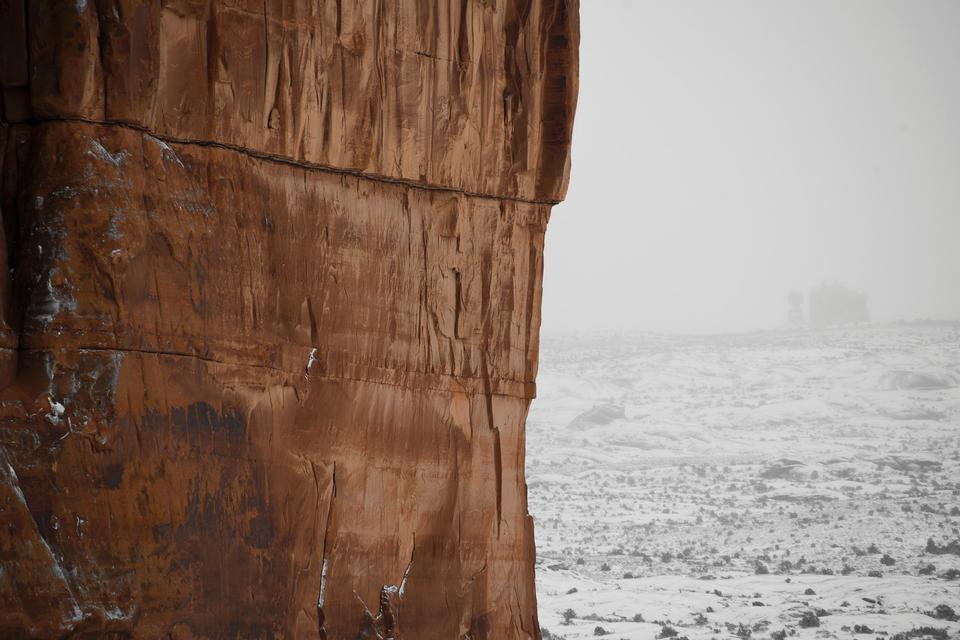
[0,1,577,638]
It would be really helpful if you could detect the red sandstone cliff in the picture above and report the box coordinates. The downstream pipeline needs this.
[0,2,578,638]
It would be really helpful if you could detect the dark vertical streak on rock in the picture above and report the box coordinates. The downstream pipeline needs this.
[306,296,319,347]
[493,425,503,538]
[453,268,461,339]
[261,0,270,127]
[524,233,539,382]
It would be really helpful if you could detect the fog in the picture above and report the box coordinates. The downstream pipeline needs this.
[542,0,960,334]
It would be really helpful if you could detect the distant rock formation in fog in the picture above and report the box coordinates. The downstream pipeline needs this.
[809,283,869,326]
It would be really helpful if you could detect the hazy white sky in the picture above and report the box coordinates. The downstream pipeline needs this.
[542,0,960,334]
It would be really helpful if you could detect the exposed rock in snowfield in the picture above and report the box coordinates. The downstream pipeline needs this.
[569,404,628,430]
[0,1,579,637]
[759,459,807,480]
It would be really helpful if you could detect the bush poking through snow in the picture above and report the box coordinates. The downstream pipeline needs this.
[798,610,820,628]
[928,604,957,621]
[925,538,960,556]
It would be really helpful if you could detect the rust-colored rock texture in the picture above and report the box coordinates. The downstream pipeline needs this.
[0,1,578,638]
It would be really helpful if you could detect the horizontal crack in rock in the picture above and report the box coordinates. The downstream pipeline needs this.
[11,116,561,207]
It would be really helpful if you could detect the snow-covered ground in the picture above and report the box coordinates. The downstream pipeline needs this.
[528,323,960,640]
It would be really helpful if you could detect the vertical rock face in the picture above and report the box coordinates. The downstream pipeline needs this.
[0,2,577,638]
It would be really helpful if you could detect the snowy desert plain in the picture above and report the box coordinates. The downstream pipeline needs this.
[527,323,960,640]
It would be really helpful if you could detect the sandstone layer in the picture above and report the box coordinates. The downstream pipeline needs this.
[0,2,578,638]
